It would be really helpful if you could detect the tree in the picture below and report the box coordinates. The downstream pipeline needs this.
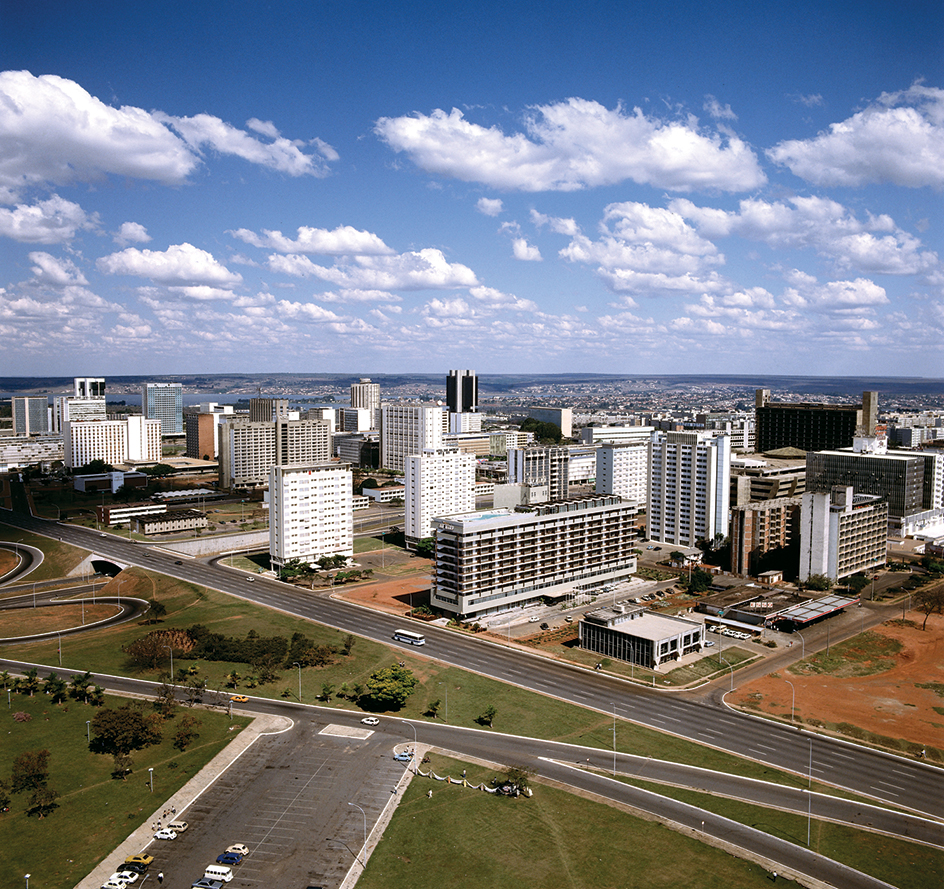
[495,765,534,795]
[915,585,944,630]
[424,698,441,718]
[91,706,163,757]
[173,713,201,750]
[43,672,68,704]
[17,668,41,697]
[362,665,418,710]
[68,671,94,703]
[803,574,834,593]
[0,778,11,810]
[478,705,497,727]
[10,749,50,794]
[519,417,562,443]
[26,785,60,818]
[414,537,435,558]
[669,551,685,563]
[685,568,713,594]
[341,634,356,656]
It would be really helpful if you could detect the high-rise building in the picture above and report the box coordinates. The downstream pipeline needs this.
[249,397,292,422]
[268,462,353,570]
[350,378,381,429]
[446,369,477,414]
[729,496,801,576]
[431,494,638,619]
[799,486,887,581]
[755,389,877,453]
[405,448,476,547]
[381,403,443,471]
[52,377,106,431]
[218,418,331,489]
[142,382,183,436]
[525,406,573,439]
[648,431,731,546]
[579,425,654,446]
[806,436,939,520]
[12,396,49,435]
[508,446,571,501]
[595,442,649,509]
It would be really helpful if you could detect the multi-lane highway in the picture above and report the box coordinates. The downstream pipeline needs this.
[2,509,942,825]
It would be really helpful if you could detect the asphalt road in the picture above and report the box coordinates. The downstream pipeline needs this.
[2,510,943,827]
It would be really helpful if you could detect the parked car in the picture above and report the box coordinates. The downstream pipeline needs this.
[564,616,574,623]
[120,863,148,876]
[115,872,139,885]
[124,856,153,869]
[528,616,539,622]
[174,560,183,565]
[245,576,254,582]
[704,640,715,647]
[216,852,244,866]
[154,828,177,840]
[540,622,550,630]
[393,751,413,762]
[361,716,380,726]
[167,820,188,833]
[225,844,249,856]
[103,880,127,889]
[191,881,224,889]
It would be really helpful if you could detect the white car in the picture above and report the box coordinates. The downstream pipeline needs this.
[168,820,188,833]
[361,716,380,726]
[528,616,539,622]
[115,873,139,886]
[154,828,177,840]
[103,881,127,889]
[226,844,250,856]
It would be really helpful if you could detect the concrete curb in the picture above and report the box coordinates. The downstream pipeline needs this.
[75,712,293,889]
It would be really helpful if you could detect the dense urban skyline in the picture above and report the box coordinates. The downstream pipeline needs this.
[1,2,942,377]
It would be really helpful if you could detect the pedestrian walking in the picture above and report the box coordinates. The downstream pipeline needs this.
[158,874,163,884]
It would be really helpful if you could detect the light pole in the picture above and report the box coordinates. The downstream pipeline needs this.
[57,630,62,667]
[348,802,367,867]
[719,654,734,691]
[164,646,174,683]
[293,662,302,702]
[400,720,417,772]
[796,629,805,659]
[25,875,30,889]
[782,676,796,724]
[612,703,617,777]
[148,767,154,792]
[807,737,813,846]
[86,720,91,743]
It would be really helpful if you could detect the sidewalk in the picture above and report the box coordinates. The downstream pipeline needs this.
[75,712,293,889]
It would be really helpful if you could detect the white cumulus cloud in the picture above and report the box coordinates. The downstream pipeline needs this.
[376,98,766,192]
[231,224,392,255]
[97,243,243,286]
[114,222,151,246]
[512,238,542,261]
[768,83,944,188]
[476,197,504,216]
[0,195,95,244]
[28,251,87,286]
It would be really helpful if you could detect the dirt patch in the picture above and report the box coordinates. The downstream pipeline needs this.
[729,611,944,750]
[0,603,121,638]
[333,570,432,618]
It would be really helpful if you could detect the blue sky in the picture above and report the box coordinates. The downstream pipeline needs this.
[1,1,942,378]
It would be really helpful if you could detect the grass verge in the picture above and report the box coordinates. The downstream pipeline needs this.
[0,690,251,889]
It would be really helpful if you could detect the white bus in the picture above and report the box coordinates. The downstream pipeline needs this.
[393,629,426,646]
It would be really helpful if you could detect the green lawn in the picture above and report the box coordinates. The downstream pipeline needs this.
[358,752,775,889]
[0,690,250,889]
[623,777,944,889]
[0,527,88,582]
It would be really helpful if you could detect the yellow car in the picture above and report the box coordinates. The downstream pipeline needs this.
[230,695,249,703]
[124,855,153,868]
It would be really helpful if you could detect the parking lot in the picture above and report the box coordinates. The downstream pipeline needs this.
[140,715,413,889]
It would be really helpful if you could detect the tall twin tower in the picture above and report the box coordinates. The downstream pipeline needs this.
[446,368,477,413]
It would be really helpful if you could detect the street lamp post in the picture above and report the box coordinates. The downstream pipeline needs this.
[25,875,30,889]
[293,662,302,702]
[57,631,62,667]
[86,720,91,743]
[348,802,367,867]
[612,703,617,777]
[400,720,417,772]
[807,737,813,846]
[719,654,734,691]
[438,681,448,722]
[796,630,805,659]
[782,677,796,724]
[164,646,174,683]
[148,767,154,793]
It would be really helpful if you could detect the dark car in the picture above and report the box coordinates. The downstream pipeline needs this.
[174,560,182,565]
[216,852,243,866]
[121,863,148,876]
[191,881,224,889]
[540,622,550,630]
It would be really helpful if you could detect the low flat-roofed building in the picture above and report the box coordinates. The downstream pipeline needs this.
[97,502,167,526]
[579,604,704,669]
[132,509,207,535]
[0,434,64,471]
[75,470,148,494]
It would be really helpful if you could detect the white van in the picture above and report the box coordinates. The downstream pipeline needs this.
[203,867,233,883]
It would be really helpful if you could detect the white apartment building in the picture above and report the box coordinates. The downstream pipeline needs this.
[342,407,373,432]
[0,435,64,471]
[596,441,649,509]
[350,378,381,429]
[218,418,331,489]
[432,494,638,619]
[648,431,731,546]
[508,447,570,501]
[142,382,183,436]
[578,425,654,446]
[53,378,106,432]
[381,403,443,471]
[268,463,354,570]
[448,412,483,434]
[63,417,161,468]
[568,446,597,486]
[405,448,476,546]
[489,430,534,456]
[800,486,887,581]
